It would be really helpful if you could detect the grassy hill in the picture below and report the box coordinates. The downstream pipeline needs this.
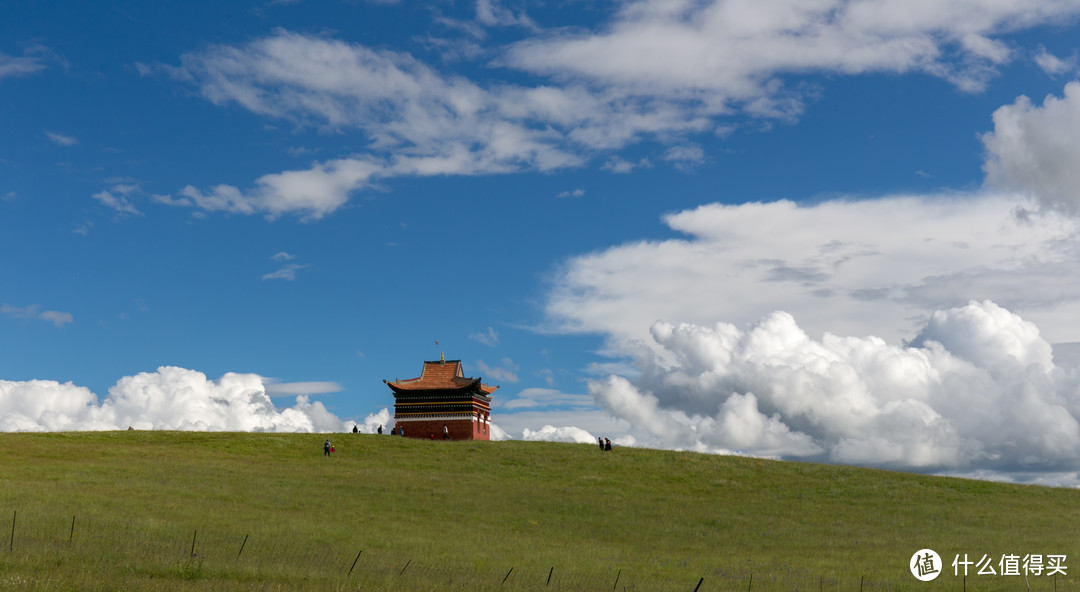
[0,431,1077,591]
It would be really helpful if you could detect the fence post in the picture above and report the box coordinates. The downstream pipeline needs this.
[502,567,514,585]
[190,530,197,558]
[613,569,621,590]
[237,534,248,558]
[547,566,554,586]
[349,550,362,575]
[693,577,704,592]
[69,515,75,544]
[9,510,14,552]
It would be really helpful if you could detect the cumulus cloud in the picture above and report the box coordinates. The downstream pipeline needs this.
[982,81,1080,216]
[586,301,1080,480]
[0,366,348,432]
[522,424,597,444]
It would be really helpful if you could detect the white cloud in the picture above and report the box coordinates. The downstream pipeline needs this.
[601,156,651,174]
[0,366,349,432]
[521,424,597,444]
[1,304,73,327]
[475,0,537,30]
[38,310,74,327]
[262,263,309,281]
[476,357,519,383]
[982,81,1080,216]
[0,46,51,81]
[164,6,1080,220]
[271,251,296,261]
[556,188,585,198]
[1033,47,1076,77]
[545,193,1080,350]
[499,387,593,410]
[91,184,142,216]
[492,407,631,441]
[262,380,344,396]
[584,301,1080,481]
[352,407,392,435]
[44,131,78,146]
[501,0,1078,99]
[469,326,500,346]
[662,143,706,170]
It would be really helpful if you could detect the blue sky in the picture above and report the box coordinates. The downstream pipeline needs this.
[6,0,1080,483]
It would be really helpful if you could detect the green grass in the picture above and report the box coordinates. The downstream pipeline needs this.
[0,431,1078,591]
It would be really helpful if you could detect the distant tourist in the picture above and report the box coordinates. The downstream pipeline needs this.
[391,427,397,436]
[324,439,331,456]
[604,438,612,452]
[443,425,449,439]
[378,425,383,435]
[352,425,358,434]
[400,428,405,438]
[598,437,604,451]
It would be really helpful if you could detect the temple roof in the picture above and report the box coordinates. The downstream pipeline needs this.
[385,360,498,395]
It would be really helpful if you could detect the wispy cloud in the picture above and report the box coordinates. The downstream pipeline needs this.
[1,303,73,327]
[0,45,52,81]
[262,263,309,281]
[91,184,142,216]
[475,357,519,383]
[162,3,1080,220]
[469,326,499,346]
[44,131,78,146]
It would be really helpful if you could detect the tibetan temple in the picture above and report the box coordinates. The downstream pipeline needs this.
[384,357,497,440]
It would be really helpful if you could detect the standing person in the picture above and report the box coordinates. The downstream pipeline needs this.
[598,437,604,451]
[378,425,383,435]
[443,425,449,439]
[391,426,397,436]
[604,438,612,451]
[400,427,405,438]
[324,439,331,456]
[352,425,358,434]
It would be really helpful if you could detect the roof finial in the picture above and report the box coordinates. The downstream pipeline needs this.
[441,351,445,363]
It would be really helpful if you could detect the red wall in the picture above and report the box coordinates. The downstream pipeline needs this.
[396,418,489,441]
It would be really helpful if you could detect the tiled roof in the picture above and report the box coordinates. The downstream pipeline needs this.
[386,360,498,394]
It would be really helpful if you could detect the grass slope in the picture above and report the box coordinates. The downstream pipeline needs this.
[0,431,1077,591]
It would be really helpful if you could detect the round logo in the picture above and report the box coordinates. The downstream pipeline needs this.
[910,549,942,581]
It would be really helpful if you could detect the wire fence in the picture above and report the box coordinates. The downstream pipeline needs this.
[2,509,1076,592]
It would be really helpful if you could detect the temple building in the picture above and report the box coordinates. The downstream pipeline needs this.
[384,357,497,440]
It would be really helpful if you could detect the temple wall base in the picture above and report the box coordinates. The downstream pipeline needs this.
[394,418,489,441]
